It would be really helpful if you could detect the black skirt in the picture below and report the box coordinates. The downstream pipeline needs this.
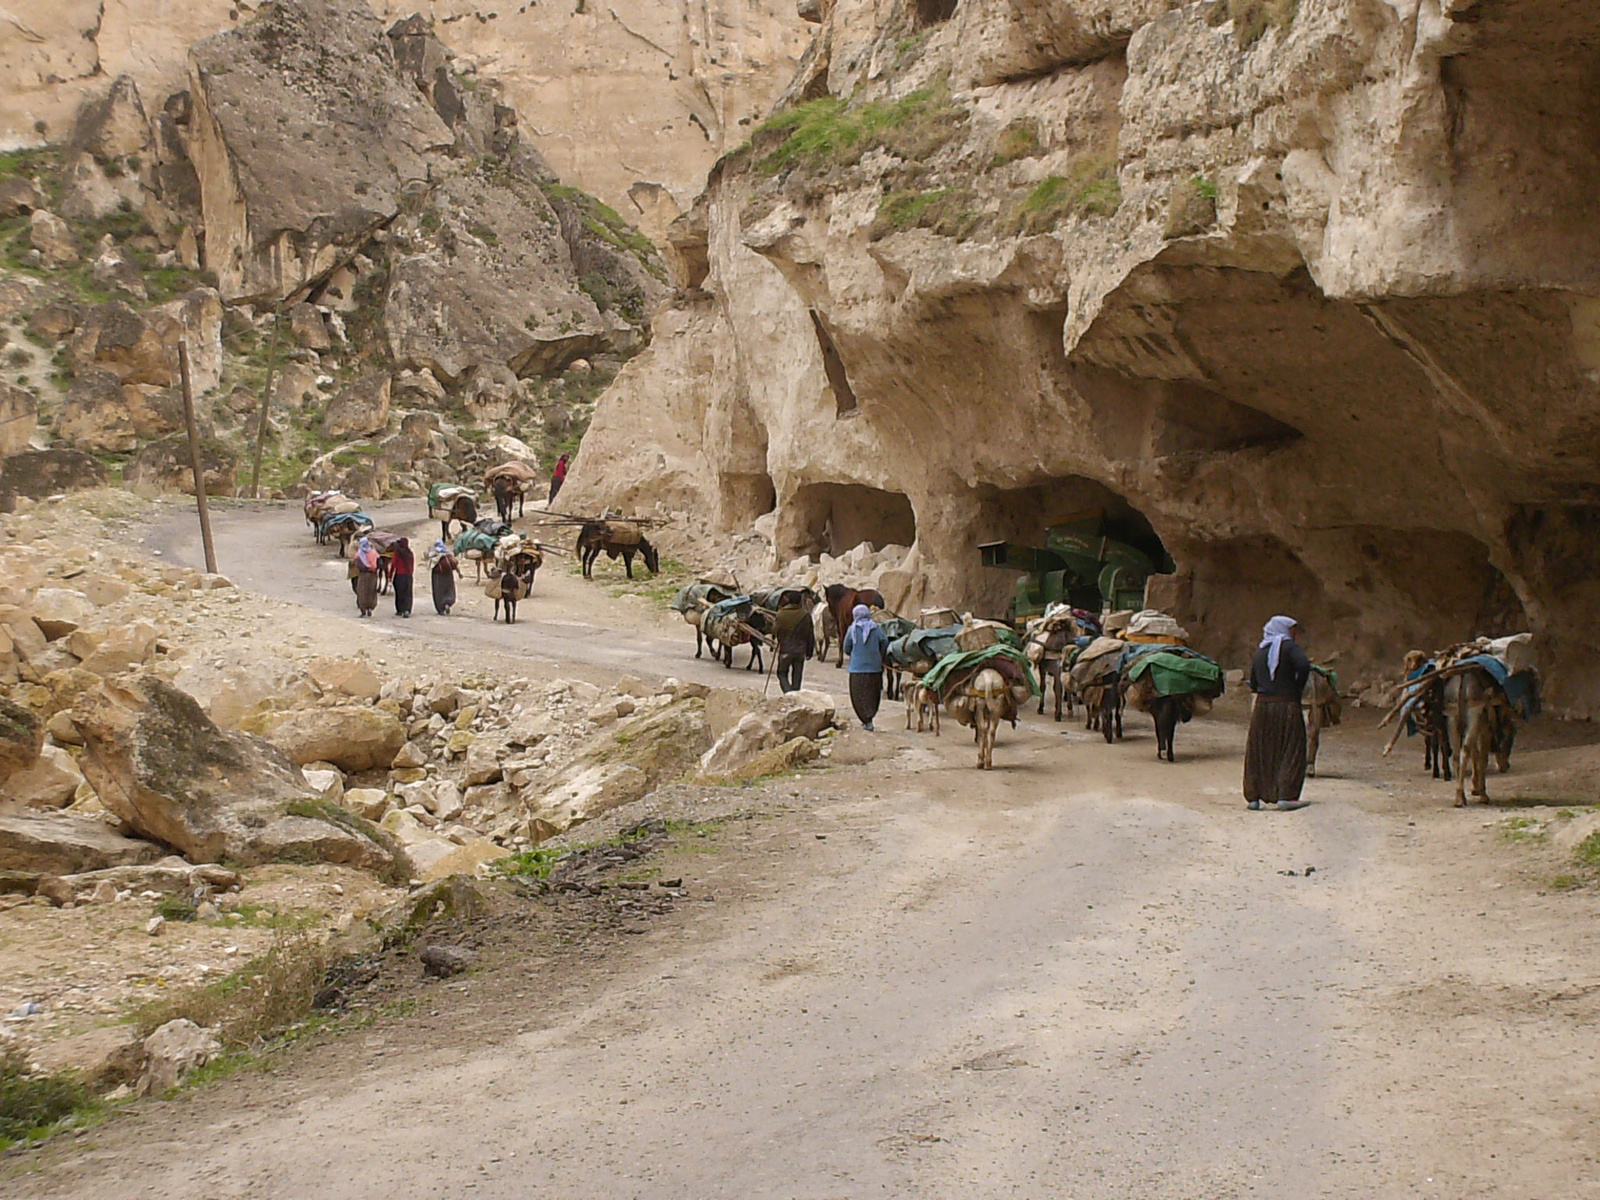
[849,671,882,725]
[1243,696,1307,803]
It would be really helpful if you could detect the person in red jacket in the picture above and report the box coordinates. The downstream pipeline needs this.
[548,453,569,504]
[391,537,415,618]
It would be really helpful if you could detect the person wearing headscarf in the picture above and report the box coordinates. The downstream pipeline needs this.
[430,538,460,616]
[391,537,415,618]
[842,603,889,730]
[353,536,379,618]
[1243,614,1313,810]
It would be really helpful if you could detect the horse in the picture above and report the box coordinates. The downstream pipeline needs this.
[491,474,526,522]
[577,521,660,580]
[823,584,886,667]
[436,493,478,542]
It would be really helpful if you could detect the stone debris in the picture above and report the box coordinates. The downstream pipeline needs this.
[136,1018,222,1095]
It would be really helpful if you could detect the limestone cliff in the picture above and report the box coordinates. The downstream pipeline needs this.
[0,0,808,220]
[567,0,1600,715]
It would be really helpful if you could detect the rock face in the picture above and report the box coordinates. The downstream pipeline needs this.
[1,1,807,218]
[698,691,836,779]
[73,672,396,870]
[570,0,1600,717]
[0,812,164,875]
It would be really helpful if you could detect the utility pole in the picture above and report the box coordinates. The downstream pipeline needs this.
[249,303,284,500]
[178,340,218,574]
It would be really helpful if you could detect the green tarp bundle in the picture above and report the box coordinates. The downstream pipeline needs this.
[452,528,499,556]
[1311,663,1340,693]
[1125,650,1223,698]
[922,644,1039,698]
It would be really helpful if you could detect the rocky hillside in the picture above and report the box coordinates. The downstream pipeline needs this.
[1,1,809,223]
[566,0,1600,716]
[0,0,668,502]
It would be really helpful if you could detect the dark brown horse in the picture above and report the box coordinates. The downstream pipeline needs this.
[824,584,886,668]
[577,522,660,579]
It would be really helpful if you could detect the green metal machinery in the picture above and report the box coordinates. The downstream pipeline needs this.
[979,514,1168,621]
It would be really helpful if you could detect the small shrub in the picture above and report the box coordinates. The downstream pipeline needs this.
[131,932,328,1047]
[155,894,198,922]
[1575,830,1600,868]
[1550,873,1583,892]
[0,1051,95,1147]
[1191,174,1219,200]
[991,118,1042,168]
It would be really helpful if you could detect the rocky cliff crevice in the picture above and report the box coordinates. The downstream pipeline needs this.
[567,0,1600,715]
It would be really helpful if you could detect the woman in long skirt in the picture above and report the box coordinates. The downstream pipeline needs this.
[841,603,889,731]
[391,537,415,618]
[353,536,379,618]
[1243,614,1312,810]
[430,539,459,615]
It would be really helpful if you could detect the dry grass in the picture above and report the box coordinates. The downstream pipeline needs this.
[130,932,328,1048]
[1008,152,1122,233]
[870,188,984,241]
[0,1050,96,1148]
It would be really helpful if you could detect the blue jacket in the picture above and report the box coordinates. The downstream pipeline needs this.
[842,623,888,673]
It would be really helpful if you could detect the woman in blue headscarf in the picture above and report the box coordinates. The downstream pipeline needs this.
[841,603,889,731]
[1243,614,1312,810]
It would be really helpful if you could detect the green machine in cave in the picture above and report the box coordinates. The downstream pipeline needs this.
[980,512,1173,621]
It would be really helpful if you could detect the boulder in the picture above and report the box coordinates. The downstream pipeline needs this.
[697,691,836,779]
[321,371,392,439]
[420,838,508,884]
[73,672,396,871]
[246,704,406,772]
[463,737,504,785]
[0,696,45,783]
[289,302,332,350]
[78,622,159,676]
[0,176,44,220]
[60,860,240,900]
[0,382,37,456]
[522,700,710,839]
[307,657,382,701]
[137,1019,222,1096]
[28,210,79,265]
[706,736,821,783]
[0,812,163,874]
[123,433,238,497]
[0,450,108,509]
[420,944,476,977]
[67,290,223,393]
[30,588,96,640]
[379,809,457,877]
[342,787,390,821]
[6,744,85,808]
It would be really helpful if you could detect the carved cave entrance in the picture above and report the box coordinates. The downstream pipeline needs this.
[971,475,1170,618]
[781,482,917,561]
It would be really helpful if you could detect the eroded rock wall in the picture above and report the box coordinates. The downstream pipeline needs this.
[0,0,808,220]
[567,0,1600,715]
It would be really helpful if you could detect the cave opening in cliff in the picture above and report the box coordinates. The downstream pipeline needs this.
[780,482,916,561]
[719,471,777,528]
[970,475,1171,617]
[912,0,959,27]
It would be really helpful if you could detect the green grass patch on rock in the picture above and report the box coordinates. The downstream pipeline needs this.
[871,188,982,241]
[755,85,969,177]
[1009,152,1122,232]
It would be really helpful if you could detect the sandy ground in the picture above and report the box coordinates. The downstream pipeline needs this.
[7,499,1600,1199]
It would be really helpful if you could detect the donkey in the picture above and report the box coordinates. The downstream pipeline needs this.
[438,493,477,542]
[1147,693,1196,763]
[491,475,526,523]
[1442,665,1512,806]
[1024,622,1076,721]
[811,600,838,663]
[489,568,532,624]
[576,522,660,580]
[904,678,941,736]
[1305,668,1342,778]
[963,668,1012,770]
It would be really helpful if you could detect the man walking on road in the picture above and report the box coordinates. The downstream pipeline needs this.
[773,591,815,693]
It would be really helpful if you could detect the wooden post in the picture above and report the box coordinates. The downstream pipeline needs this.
[178,340,218,575]
[249,304,284,500]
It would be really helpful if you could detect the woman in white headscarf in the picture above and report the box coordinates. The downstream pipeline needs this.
[841,603,889,730]
[1243,614,1313,810]
[352,536,379,618]
[430,538,460,615]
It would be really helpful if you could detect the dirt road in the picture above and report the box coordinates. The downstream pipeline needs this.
[20,503,1600,1199]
